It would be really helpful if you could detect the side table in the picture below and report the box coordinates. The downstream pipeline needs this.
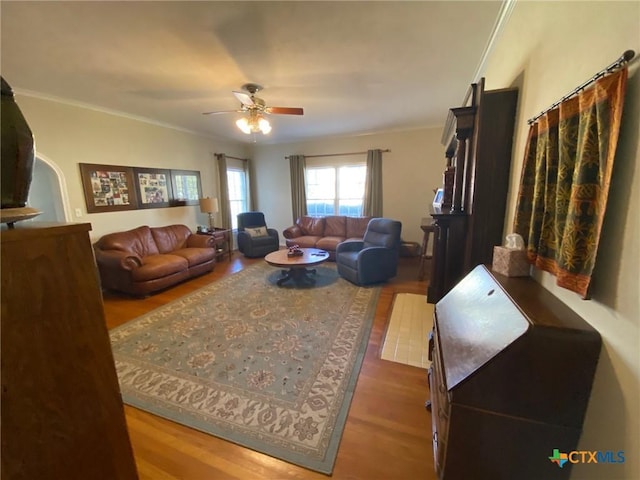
[198,227,232,262]
[418,219,436,281]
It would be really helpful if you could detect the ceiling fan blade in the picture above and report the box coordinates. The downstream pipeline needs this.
[202,109,242,115]
[266,106,304,115]
[233,91,254,106]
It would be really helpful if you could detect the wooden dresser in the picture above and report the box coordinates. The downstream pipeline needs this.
[1,223,138,480]
[429,265,601,480]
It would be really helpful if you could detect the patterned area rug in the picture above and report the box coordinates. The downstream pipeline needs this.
[110,262,380,474]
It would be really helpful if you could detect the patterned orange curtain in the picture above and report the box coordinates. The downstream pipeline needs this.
[514,68,628,298]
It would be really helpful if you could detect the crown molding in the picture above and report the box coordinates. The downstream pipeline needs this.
[441,0,517,145]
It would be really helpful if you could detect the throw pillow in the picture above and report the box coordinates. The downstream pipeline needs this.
[246,226,268,238]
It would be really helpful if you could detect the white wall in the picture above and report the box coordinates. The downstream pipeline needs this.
[483,2,639,478]
[17,95,445,246]
[16,95,249,240]
[250,127,445,245]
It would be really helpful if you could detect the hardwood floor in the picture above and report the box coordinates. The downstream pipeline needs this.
[102,255,436,480]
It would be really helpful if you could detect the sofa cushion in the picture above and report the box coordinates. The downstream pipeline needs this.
[172,248,215,267]
[286,236,322,249]
[324,216,347,237]
[248,235,279,247]
[97,225,160,258]
[297,216,325,236]
[151,225,191,253]
[346,216,372,239]
[131,254,188,282]
[316,236,346,252]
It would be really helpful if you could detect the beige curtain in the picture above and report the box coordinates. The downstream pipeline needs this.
[216,153,231,232]
[242,158,255,211]
[289,154,307,221]
[363,149,383,216]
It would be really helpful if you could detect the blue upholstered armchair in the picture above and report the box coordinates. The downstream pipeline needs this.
[336,218,402,286]
[237,212,280,258]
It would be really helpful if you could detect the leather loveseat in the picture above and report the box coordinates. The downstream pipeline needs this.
[282,215,372,260]
[93,224,216,296]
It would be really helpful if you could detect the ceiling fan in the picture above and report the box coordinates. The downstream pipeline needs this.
[203,83,303,135]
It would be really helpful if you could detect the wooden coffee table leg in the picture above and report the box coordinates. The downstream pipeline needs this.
[296,268,317,285]
[277,269,292,286]
[277,267,317,286]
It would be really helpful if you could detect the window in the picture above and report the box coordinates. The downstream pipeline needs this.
[306,167,335,216]
[306,164,366,217]
[227,168,248,229]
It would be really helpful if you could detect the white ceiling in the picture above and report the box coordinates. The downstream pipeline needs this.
[1,1,506,145]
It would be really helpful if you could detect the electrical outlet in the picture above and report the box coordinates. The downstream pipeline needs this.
[75,208,82,217]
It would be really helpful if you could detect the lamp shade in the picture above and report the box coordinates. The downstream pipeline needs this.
[199,197,219,214]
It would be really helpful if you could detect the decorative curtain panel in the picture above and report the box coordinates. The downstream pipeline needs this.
[363,149,383,217]
[215,153,232,232]
[242,158,255,211]
[289,154,307,222]
[514,68,628,298]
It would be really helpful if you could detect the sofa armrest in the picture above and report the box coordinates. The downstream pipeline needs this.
[267,228,280,243]
[94,249,142,271]
[186,234,215,249]
[236,230,251,254]
[357,246,396,261]
[283,225,302,239]
[336,240,364,254]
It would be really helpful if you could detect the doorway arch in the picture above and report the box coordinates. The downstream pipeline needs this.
[28,155,71,222]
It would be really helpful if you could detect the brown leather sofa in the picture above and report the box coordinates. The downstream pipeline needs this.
[282,215,372,260]
[93,224,216,296]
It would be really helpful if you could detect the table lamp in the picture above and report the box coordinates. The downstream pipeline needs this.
[199,197,219,230]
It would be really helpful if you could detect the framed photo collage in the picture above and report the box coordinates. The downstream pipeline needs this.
[79,163,202,214]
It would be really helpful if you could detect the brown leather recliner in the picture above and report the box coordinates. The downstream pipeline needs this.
[93,224,215,296]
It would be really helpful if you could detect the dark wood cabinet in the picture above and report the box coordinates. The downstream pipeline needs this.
[428,80,518,303]
[1,223,138,480]
[429,265,601,480]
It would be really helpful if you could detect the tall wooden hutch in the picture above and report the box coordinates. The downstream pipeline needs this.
[427,79,518,303]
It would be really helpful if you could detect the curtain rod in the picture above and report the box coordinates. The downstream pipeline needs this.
[285,149,390,160]
[214,153,248,161]
[527,49,635,125]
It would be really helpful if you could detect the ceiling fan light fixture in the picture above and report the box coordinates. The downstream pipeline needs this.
[258,117,272,134]
[205,84,303,136]
[236,117,251,134]
[236,113,271,135]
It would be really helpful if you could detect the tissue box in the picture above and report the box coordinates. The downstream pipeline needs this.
[492,246,530,277]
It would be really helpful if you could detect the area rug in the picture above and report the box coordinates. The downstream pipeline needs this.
[109,262,380,474]
[380,293,433,369]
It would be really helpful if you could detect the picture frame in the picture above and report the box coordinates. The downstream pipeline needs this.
[79,163,138,213]
[133,167,173,209]
[433,188,444,209]
[170,169,202,206]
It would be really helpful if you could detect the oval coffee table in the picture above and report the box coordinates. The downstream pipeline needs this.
[264,248,330,286]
